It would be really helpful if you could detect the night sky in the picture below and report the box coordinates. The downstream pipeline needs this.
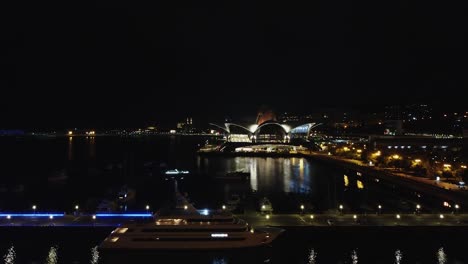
[1,1,467,128]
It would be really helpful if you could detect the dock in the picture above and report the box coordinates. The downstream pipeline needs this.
[1,212,468,228]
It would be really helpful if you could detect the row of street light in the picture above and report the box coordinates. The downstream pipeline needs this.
[18,202,465,217]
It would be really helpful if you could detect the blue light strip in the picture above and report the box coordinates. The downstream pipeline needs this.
[95,213,152,217]
[0,213,65,217]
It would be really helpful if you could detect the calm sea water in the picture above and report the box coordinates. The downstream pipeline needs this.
[1,136,467,263]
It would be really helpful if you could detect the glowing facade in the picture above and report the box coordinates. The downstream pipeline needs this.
[210,122,320,143]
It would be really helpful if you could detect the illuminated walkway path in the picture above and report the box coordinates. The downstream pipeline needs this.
[1,212,468,228]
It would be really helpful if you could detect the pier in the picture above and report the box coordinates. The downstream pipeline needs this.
[1,212,468,228]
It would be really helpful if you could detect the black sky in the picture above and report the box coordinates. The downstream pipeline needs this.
[1,1,467,128]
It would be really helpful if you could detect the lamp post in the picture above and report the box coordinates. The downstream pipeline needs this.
[145,205,150,213]
[32,205,37,214]
[300,204,305,215]
[378,205,382,215]
[455,204,460,214]
[339,204,343,215]
[416,204,421,215]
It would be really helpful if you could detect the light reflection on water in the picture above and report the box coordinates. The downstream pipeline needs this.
[0,244,465,264]
[395,249,402,264]
[200,157,312,194]
[308,248,317,264]
[351,249,358,264]
[212,257,228,264]
[90,246,99,264]
[437,247,447,264]
[3,246,15,264]
[46,246,58,264]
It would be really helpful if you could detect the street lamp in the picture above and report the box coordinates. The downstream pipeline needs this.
[378,205,382,214]
[32,205,37,214]
[222,205,226,210]
[339,204,343,215]
[310,215,314,220]
[266,214,270,220]
[6,215,11,220]
[416,204,421,214]
[396,214,401,219]
[146,205,150,213]
[184,205,188,210]
[439,214,444,219]
[49,215,54,220]
[75,205,79,210]
[455,204,460,214]
[300,204,305,215]
[353,214,357,221]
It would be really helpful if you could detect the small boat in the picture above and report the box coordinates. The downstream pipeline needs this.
[165,169,190,175]
[164,169,189,180]
[259,197,273,214]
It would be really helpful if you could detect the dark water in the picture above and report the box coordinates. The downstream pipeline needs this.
[1,136,468,263]
[1,227,468,263]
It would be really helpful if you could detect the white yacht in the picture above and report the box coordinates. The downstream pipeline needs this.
[100,207,283,251]
[100,179,283,251]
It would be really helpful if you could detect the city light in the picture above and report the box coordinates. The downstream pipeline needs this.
[0,213,64,217]
[353,215,357,219]
[222,205,226,210]
[439,214,444,219]
[266,214,270,220]
[300,205,305,210]
[75,205,79,210]
[184,205,188,210]
[95,213,152,217]
[396,214,401,219]
[145,205,150,210]
[357,180,364,189]
[68,131,73,135]
[310,215,314,219]
[461,165,467,169]
[49,215,54,219]
[414,159,421,163]
[392,155,400,159]
[443,164,452,168]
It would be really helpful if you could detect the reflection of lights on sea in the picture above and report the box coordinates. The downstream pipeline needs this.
[212,257,228,264]
[351,249,358,264]
[46,246,58,264]
[308,248,317,264]
[437,247,447,264]
[3,246,16,264]
[90,246,99,264]
[395,249,403,264]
